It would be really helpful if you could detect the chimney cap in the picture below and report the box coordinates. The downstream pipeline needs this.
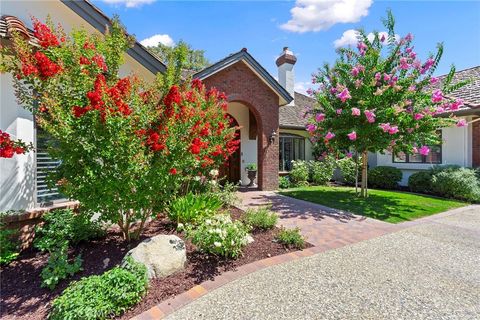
[276,47,297,67]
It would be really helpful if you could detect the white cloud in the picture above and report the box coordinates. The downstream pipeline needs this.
[280,0,373,33]
[140,34,175,47]
[99,0,156,8]
[294,81,310,95]
[333,29,400,48]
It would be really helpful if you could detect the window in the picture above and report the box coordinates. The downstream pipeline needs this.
[279,133,305,171]
[36,128,62,204]
[392,142,442,164]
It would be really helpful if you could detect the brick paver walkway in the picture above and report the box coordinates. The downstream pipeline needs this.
[237,190,403,248]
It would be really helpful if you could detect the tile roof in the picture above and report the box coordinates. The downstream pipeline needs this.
[279,92,316,129]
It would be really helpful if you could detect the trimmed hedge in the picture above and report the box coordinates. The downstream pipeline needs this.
[368,166,402,190]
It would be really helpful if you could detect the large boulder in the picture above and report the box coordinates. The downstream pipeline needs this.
[125,234,186,279]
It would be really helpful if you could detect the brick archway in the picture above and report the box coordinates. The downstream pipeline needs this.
[201,61,280,190]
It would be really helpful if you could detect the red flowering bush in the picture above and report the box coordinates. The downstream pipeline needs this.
[1,18,236,240]
[0,130,33,158]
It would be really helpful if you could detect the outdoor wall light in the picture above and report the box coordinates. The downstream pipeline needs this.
[269,130,277,144]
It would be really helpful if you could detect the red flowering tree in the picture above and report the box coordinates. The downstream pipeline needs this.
[306,11,467,197]
[0,130,33,158]
[1,18,237,240]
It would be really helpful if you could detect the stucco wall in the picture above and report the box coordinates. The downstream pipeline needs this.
[227,102,258,185]
[0,1,156,211]
[372,116,474,186]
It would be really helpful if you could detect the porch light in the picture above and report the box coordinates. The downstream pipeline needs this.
[269,130,277,144]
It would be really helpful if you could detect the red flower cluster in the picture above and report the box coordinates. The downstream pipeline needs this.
[34,51,62,78]
[163,85,182,118]
[145,129,167,152]
[0,130,28,158]
[33,18,59,48]
[92,54,107,72]
[72,74,132,120]
[190,137,208,155]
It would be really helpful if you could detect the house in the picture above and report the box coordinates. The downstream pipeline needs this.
[0,0,315,213]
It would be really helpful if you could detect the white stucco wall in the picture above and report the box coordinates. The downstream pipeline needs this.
[372,116,474,186]
[0,1,157,211]
[227,102,258,185]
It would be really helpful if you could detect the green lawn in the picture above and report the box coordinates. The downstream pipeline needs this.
[279,186,467,223]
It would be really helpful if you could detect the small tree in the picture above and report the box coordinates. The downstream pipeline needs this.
[306,11,467,197]
[1,17,237,240]
[147,40,210,71]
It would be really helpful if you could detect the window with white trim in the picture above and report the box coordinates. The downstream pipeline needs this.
[279,133,305,171]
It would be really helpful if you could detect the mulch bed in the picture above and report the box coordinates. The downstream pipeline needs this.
[1,207,311,320]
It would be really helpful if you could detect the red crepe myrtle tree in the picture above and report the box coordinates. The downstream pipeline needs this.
[0,130,33,158]
[306,11,467,197]
[1,17,237,240]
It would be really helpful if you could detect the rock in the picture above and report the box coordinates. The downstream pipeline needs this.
[246,234,254,244]
[125,235,186,279]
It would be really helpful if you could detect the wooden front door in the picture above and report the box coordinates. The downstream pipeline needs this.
[219,116,241,184]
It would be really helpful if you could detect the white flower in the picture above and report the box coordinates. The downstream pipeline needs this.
[177,223,184,229]
[214,241,222,247]
[209,180,217,185]
[194,176,201,181]
[205,219,212,225]
[209,169,219,177]
[231,240,235,245]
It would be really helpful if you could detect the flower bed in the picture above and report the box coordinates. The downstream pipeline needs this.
[0,207,310,320]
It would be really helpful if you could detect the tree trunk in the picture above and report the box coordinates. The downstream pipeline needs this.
[360,151,369,198]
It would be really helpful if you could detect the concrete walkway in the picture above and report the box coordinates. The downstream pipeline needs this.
[165,205,480,320]
[237,190,402,247]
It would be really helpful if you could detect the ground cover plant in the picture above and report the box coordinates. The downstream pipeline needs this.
[280,186,466,223]
[243,207,278,230]
[305,10,468,197]
[276,227,305,249]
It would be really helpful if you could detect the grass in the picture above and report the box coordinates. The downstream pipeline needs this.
[279,186,467,223]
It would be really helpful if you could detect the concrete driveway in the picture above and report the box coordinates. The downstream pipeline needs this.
[165,205,480,320]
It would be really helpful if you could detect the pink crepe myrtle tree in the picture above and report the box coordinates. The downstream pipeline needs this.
[306,11,467,197]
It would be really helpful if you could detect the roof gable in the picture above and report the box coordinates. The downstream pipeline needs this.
[194,49,293,105]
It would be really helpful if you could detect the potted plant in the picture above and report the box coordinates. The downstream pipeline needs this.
[245,163,257,187]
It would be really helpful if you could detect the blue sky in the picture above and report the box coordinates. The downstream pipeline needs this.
[92,0,480,94]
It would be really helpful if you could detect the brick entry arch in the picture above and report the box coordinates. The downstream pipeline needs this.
[202,61,280,190]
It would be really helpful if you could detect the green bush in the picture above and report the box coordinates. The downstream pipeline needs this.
[0,212,19,265]
[279,176,291,189]
[207,182,239,207]
[431,167,480,202]
[243,207,278,230]
[167,193,222,225]
[183,214,250,259]
[289,160,309,186]
[368,166,402,190]
[336,157,361,185]
[408,171,434,194]
[49,258,148,320]
[276,227,305,249]
[310,157,336,185]
[35,209,104,289]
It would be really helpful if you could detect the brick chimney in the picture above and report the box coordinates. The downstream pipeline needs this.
[276,47,297,103]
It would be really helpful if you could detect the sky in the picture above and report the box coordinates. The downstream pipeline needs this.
[91,0,480,94]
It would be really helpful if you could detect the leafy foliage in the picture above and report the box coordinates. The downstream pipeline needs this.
[146,40,209,71]
[279,176,292,189]
[1,17,237,241]
[408,171,433,194]
[49,257,148,320]
[306,10,467,194]
[310,157,336,185]
[289,160,310,186]
[276,227,305,249]
[0,212,19,265]
[336,157,361,185]
[243,207,278,230]
[167,193,222,225]
[182,214,250,259]
[368,166,402,190]
[40,246,83,290]
[431,168,480,202]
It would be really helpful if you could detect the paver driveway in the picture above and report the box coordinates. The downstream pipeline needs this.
[165,205,480,320]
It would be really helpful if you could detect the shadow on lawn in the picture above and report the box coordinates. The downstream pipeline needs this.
[280,188,423,223]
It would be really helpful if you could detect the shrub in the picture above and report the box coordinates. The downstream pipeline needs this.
[35,209,103,289]
[279,176,292,189]
[408,171,433,194]
[310,157,336,185]
[183,214,250,259]
[49,257,148,320]
[431,167,480,202]
[243,207,278,230]
[289,160,309,186]
[276,227,305,249]
[336,157,361,185]
[368,166,402,190]
[167,193,222,225]
[0,212,19,265]
[207,182,239,207]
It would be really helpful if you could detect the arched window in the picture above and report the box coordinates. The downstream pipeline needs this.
[279,133,305,171]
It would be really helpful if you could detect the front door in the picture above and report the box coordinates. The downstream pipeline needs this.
[219,116,241,184]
